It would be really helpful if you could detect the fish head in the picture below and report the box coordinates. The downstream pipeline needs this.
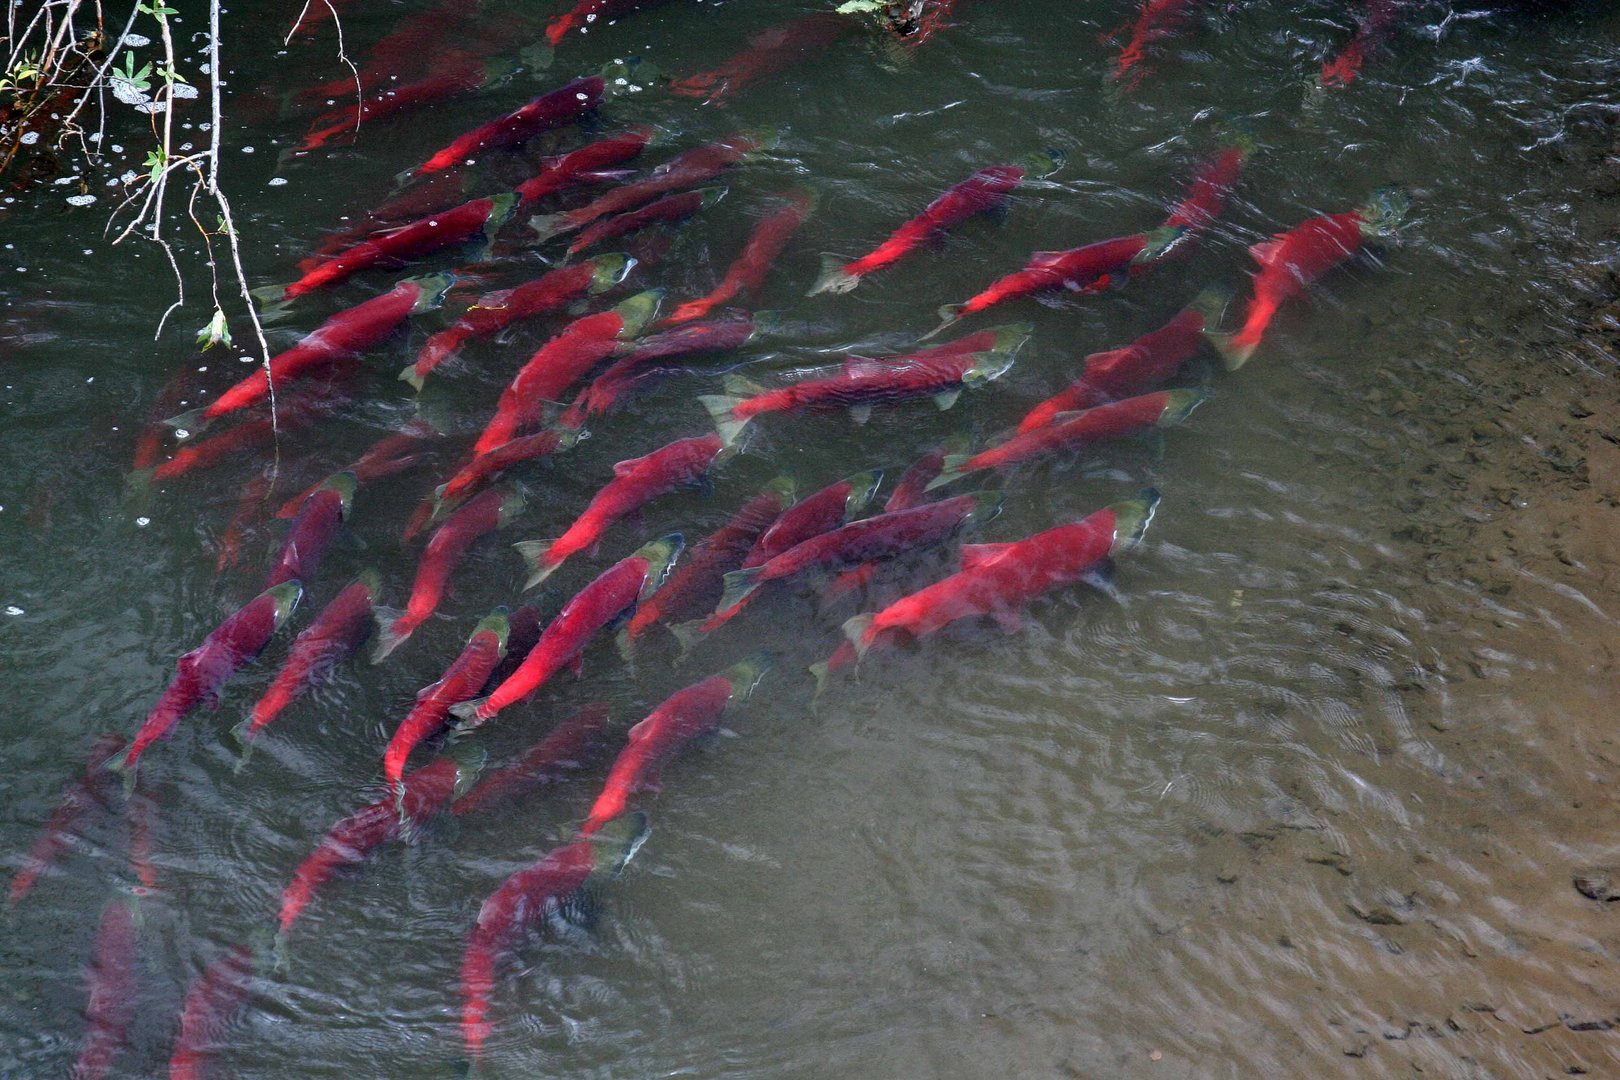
[612,289,665,339]
[590,253,638,293]
[586,810,650,881]
[760,473,797,508]
[722,650,776,702]
[1107,487,1162,556]
[404,272,457,313]
[471,606,512,654]
[263,580,305,629]
[493,482,528,527]
[1359,184,1412,240]
[840,470,884,518]
[1156,388,1208,428]
[318,470,359,518]
[633,534,685,600]
[1019,147,1068,179]
[352,568,384,599]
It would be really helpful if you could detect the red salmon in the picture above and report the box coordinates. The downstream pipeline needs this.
[427,428,583,530]
[1105,0,1201,92]
[412,74,605,176]
[1320,0,1399,88]
[743,471,881,569]
[558,312,758,430]
[664,189,814,324]
[514,128,655,206]
[72,897,140,1080]
[381,611,509,793]
[274,424,435,518]
[166,946,254,1080]
[10,733,126,906]
[564,186,726,257]
[669,12,855,102]
[265,472,354,589]
[451,704,611,817]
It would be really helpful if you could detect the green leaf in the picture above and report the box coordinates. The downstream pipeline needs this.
[835,0,886,12]
[197,308,232,350]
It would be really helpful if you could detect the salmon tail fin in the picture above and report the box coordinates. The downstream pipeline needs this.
[1020,147,1067,179]
[162,406,211,437]
[398,363,426,393]
[247,282,293,316]
[1157,389,1208,428]
[921,304,964,340]
[513,540,559,591]
[1187,282,1234,327]
[659,620,698,659]
[715,566,764,617]
[808,254,860,296]
[698,393,751,448]
[841,613,876,660]
[528,211,574,244]
[807,660,833,701]
[1206,330,1254,371]
[229,720,258,774]
[447,697,490,726]
[104,747,138,793]
[923,454,971,493]
[1108,487,1161,556]
[370,606,410,663]
[614,626,638,667]
[722,650,775,701]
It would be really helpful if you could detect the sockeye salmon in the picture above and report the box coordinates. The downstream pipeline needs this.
[580,652,771,834]
[513,127,654,206]
[451,703,611,817]
[618,476,793,655]
[374,485,525,661]
[9,732,126,906]
[823,446,949,599]
[558,312,758,431]
[841,489,1160,659]
[265,471,354,589]
[456,536,682,729]
[743,471,881,569]
[810,156,1059,296]
[664,189,814,324]
[459,813,647,1060]
[401,254,634,391]
[274,424,434,518]
[1016,284,1228,433]
[1211,186,1408,369]
[295,51,502,154]
[931,389,1205,488]
[669,11,855,103]
[427,427,582,530]
[564,185,726,258]
[235,573,379,752]
[700,324,1030,444]
[381,610,509,794]
[72,896,140,1080]
[471,290,662,455]
[1320,0,1400,88]
[703,493,1002,633]
[108,581,303,784]
[410,74,606,177]
[1104,0,1201,92]
[516,433,725,588]
[166,946,255,1080]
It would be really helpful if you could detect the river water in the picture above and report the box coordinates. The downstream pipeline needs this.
[4,1,1620,1076]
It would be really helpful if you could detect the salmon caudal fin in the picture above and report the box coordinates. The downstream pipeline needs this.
[528,211,576,244]
[513,539,560,591]
[921,304,965,341]
[161,406,212,437]
[103,746,139,792]
[1108,487,1161,556]
[447,697,489,726]
[841,612,877,660]
[715,566,764,618]
[722,650,775,702]
[247,284,296,322]
[697,392,750,448]
[397,363,427,393]
[369,606,412,663]
[807,254,860,297]
[1205,330,1255,372]
[923,453,973,493]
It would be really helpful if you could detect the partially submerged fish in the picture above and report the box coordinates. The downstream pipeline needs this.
[1320,0,1400,89]
[558,312,758,430]
[429,427,583,527]
[274,425,435,518]
[669,12,856,103]
[516,433,725,588]
[664,189,814,324]
[265,471,355,589]
[166,946,255,1080]
[72,896,140,1080]
[381,610,509,794]
[451,704,612,816]
[1104,0,1202,92]
[410,74,606,177]
[9,732,126,906]
[564,185,727,258]
[743,471,881,569]
[513,127,655,206]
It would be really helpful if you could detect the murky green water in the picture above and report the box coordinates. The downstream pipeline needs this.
[5,0,1620,1076]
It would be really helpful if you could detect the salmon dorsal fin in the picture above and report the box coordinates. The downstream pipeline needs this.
[612,455,646,478]
[843,355,888,378]
[626,715,654,743]
[1248,237,1285,266]
[1027,250,1071,269]
[959,542,1014,571]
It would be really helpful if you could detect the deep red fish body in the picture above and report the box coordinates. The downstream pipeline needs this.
[73,898,139,1080]
[1163,145,1247,235]
[703,493,999,632]
[517,434,723,587]
[567,186,721,257]
[825,447,949,599]
[669,12,855,102]
[1320,0,1399,88]
[381,612,509,791]
[466,537,681,726]
[665,190,814,324]
[451,704,611,817]
[815,166,1023,294]
[1107,0,1198,91]
[240,574,377,745]
[216,473,272,574]
[559,313,756,429]
[415,75,606,176]
[620,480,791,648]
[297,51,492,154]
[481,604,546,693]
[534,132,760,240]
[403,255,630,390]
[113,582,303,781]
[184,278,440,427]
[1223,211,1368,366]
[376,486,524,660]
[944,233,1153,326]
[166,946,254,1080]
[279,756,467,935]
[515,128,654,206]
[946,389,1202,479]
[145,385,341,483]
[1016,294,1216,434]
[265,473,354,589]
[743,471,881,569]
[847,492,1158,655]
[545,0,670,47]
[284,197,513,300]
[275,427,432,518]
[434,429,579,524]
[10,733,126,906]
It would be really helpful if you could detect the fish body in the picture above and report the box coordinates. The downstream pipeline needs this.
[278,755,474,936]
[514,127,654,206]
[462,536,682,727]
[822,447,950,598]
[9,733,126,906]
[73,898,139,1080]
[1320,0,1399,88]
[282,197,515,300]
[566,186,725,257]
[414,75,605,176]
[472,290,661,455]
[620,478,792,649]
[275,427,432,518]
[381,611,509,791]
[665,190,814,324]
[402,255,632,390]
[459,814,647,1060]
[937,389,1204,484]
[743,470,881,569]
[166,946,254,1080]
[111,582,303,781]
[239,573,378,746]
[811,165,1025,295]
[704,493,1000,632]
[580,653,770,834]
[375,486,524,660]
[530,131,761,241]
[176,277,448,430]
[545,0,668,47]
[559,312,757,430]
[1163,144,1248,236]
[845,490,1159,655]
[669,12,855,102]
[451,704,611,816]
[934,232,1170,334]
[142,384,341,485]
[1016,285,1226,433]
[265,472,355,589]
[1106,0,1199,91]
[432,428,581,524]
[516,434,724,588]
[297,50,494,154]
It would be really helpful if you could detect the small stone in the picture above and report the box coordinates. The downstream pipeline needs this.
[1216,868,1238,884]
[1573,868,1620,901]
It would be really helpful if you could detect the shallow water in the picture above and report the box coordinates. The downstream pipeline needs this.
[4,0,1620,1076]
